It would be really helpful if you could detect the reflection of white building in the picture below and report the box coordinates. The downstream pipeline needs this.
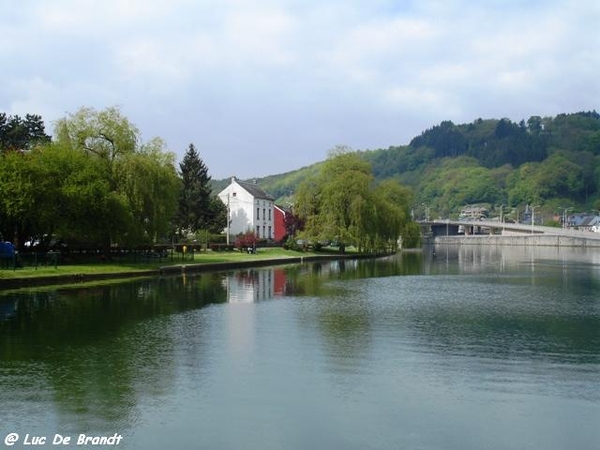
[224,269,275,303]
[218,177,275,240]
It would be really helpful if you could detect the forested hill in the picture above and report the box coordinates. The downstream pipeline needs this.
[365,111,599,178]
[246,111,600,217]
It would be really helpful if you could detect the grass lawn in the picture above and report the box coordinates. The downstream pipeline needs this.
[0,247,349,281]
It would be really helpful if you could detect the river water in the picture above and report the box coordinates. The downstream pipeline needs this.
[1,245,599,449]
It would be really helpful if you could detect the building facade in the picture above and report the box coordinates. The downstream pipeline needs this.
[218,177,275,241]
[273,205,288,242]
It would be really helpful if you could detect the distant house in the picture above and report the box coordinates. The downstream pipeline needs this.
[459,205,489,221]
[567,213,600,232]
[218,177,275,241]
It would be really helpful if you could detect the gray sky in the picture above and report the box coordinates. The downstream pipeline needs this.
[1,0,599,179]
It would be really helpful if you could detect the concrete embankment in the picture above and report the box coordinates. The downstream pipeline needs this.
[434,234,600,247]
[0,253,377,290]
[0,270,158,290]
[158,254,364,275]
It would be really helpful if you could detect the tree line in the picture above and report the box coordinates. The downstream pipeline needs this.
[0,107,225,252]
[237,110,600,227]
[358,111,600,220]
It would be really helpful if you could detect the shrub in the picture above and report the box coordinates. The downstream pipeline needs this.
[234,231,258,252]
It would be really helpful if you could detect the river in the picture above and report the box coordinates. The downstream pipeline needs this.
[1,245,599,449]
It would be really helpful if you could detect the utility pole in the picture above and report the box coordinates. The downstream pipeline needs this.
[531,205,540,234]
[226,194,230,245]
[559,207,572,229]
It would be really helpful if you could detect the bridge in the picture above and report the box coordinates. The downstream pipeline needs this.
[420,219,600,243]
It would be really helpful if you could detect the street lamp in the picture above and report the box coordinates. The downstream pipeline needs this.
[497,204,504,223]
[559,207,572,229]
[421,203,430,222]
[531,205,540,233]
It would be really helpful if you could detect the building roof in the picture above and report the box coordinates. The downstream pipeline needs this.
[568,214,600,227]
[231,177,274,201]
[274,204,290,213]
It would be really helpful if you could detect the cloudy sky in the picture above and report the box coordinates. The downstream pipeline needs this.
[1,0,599,179]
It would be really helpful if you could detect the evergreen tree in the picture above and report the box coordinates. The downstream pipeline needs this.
[176,143,213,233]
[0,112,51,153]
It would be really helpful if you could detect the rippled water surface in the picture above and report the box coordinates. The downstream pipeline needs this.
[1,245,599,449]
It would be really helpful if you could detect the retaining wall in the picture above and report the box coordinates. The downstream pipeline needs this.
[434,234,600,247]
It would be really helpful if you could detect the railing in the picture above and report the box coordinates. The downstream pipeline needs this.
[1,251,60,271]
[423,219,600,241]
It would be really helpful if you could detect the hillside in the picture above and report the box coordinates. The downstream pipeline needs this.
[213,111,600,219]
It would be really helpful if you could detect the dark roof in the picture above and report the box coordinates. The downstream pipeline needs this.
[569,214,600,227]
[237,179,274,201]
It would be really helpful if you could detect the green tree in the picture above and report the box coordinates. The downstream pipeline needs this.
[535,152,584,200]
[419,157,501,217]
[506,153,584,207]
[0,141,118,248]
[55,106,137,163]
[369,180,413,252]
[35,142,121,246]
[295,147,413,253]
[205,195,228,234]
[0,113,51,153]
[0,150,37,245]
[116,138,180,243]
[53,106,179,247]
[175,144,213,234]
[506,162,542,206]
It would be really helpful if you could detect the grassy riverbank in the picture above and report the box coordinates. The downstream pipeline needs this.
[0,247,356,285]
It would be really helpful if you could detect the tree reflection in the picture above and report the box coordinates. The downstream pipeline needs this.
[0,274,227,433]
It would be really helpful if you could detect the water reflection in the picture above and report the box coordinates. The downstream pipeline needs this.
[0,249,599,449]
[426,243,600,275]
[0,274,227,436]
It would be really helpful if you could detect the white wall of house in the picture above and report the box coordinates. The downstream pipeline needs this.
[218,178,274,241]
[253,198,274,239]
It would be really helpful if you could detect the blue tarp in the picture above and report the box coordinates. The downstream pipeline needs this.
[0,241,15,257]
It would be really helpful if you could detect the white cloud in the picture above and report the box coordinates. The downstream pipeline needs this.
[115,37,192,85]
[2,0,599,178]
[3,77,119,132]
[223,9,299,67]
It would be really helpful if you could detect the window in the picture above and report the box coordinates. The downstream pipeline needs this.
[256,226,260,237]
[268,209,271,220]
[257,207,260,219]
[263,208,266,220]
[268,226,272,238]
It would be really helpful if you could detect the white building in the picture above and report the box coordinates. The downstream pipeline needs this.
[218,177,275,241]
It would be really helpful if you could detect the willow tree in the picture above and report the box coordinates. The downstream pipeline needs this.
[0,150,37,245]
[295,147,413,253]
[115,138,180,243]
[33,142,116,246]
[53,106,179,246]
[370,180,413,252]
